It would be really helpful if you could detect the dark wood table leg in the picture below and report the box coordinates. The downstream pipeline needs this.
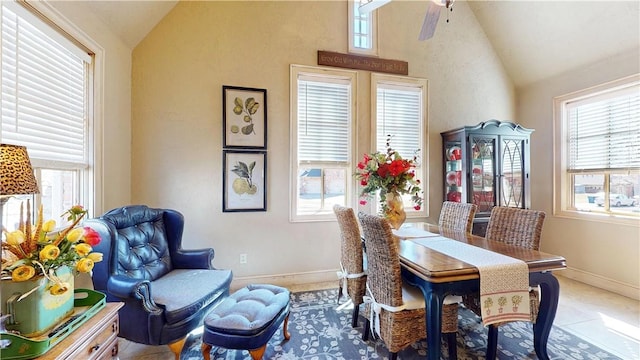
[402,269,485,360]
[486,324,498,359]
[403,269,447,360]
[425,287,444,360]
[530,272,560,360]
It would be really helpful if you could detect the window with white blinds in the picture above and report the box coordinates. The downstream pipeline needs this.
[372,73,428,216]
[375,86,422,158]
[1,2,91,166]
[554,74,639,221]
[297,79,350,163]
[1,1,94,227]
[567,86,640,172]
[290,65,356,221]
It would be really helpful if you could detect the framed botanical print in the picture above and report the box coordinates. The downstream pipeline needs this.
[223,150,267,212]
[222,85,267,149]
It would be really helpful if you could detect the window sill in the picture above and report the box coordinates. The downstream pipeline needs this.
[553,209,640,227]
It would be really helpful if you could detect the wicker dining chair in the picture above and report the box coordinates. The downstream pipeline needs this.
[333,205,367,328]
[438,201,478,234]
[461,206,546,355]
[358,212,459,360]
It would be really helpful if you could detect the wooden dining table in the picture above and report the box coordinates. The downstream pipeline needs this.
[396,223,566,360]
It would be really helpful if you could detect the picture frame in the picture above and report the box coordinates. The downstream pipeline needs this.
[222,85,267,149]
[223,150,267,212]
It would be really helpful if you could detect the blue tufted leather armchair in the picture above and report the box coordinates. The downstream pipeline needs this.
[86,205,233,359]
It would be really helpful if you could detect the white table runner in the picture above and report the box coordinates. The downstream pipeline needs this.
[392,225,440,239]
[413,237,531,326]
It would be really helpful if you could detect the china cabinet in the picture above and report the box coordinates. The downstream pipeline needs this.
[441,120,533,236]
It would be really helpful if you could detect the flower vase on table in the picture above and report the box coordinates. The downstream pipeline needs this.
[355,135,423,226]
[1,202,103,337]
[384,192,406,230]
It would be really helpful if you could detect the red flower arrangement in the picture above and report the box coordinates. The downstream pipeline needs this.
[355,137,423,212]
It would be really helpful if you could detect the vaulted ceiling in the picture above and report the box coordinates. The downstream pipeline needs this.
[78,0,639,89]
[467,1,639,87]
[80,0,178,48]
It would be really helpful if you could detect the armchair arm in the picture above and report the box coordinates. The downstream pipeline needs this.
[107,275,162,314]
[172,248,215,269]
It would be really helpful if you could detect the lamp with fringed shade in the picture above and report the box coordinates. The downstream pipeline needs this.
[0,144,40,204]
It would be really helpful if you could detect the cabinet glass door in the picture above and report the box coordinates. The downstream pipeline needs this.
[444,141,463,202]
[470,136,495,213]
[500,138,525,208]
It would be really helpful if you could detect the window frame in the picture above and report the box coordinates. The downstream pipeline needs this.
[348,0,379,56]
[0,0,103,223]
[370,73,429,218]
[553,74,640,225]
[289,65,358,222]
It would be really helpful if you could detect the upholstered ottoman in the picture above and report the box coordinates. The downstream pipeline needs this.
[201,284,291,360]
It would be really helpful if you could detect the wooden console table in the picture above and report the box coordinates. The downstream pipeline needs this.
[36,302,123,360]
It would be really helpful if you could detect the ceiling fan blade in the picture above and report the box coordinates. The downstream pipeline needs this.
[419,2,442,41]
[358,0,392,15]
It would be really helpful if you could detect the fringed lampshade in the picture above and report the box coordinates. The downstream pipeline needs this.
[0,144,40,198]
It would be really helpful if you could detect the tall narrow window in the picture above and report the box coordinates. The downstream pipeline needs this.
[554,74,640,221]
[1,1,94,228]
[290,65,357,221]
[348,0,378,56]
[372,73,428,216]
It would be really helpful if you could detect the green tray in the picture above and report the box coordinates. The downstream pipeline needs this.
[0,289,106,360]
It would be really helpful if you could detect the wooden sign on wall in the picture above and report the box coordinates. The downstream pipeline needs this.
[317,50,408,75]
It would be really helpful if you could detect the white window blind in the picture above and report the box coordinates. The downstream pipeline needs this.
[1,3,90,167]
[297,78,350,163]
[567,86,640,172]
[376,85,422,158]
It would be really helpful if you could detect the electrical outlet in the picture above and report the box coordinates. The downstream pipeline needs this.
[239,253,247,264]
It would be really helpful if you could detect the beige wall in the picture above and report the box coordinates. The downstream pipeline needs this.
[518,48,640,298]
[130,1,514,282]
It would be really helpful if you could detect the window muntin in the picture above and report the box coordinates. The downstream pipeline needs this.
[290,65,357,222]
[372,73,428,217]
[554,74,640,221]
[1,1,94,228]
[348,0,378,56]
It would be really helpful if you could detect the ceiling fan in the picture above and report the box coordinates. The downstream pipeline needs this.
[358,0,455,41]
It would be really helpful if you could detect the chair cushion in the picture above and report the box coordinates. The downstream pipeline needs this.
[151,268,233,325]
[400,283,460,308]
[401,282,425,310]
[204,284,290,336]
[444,295,462,304]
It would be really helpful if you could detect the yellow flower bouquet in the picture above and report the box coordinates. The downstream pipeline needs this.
[1,203,102,297]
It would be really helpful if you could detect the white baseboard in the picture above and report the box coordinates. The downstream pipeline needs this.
[559,267,640,300]
[230,270,338,292]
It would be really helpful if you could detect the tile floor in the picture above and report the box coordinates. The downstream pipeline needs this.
[116,275,640,360]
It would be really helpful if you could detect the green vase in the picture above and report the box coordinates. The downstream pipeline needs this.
[1,266,75,337]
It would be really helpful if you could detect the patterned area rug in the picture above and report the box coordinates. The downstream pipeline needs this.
[182,288,620,359]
